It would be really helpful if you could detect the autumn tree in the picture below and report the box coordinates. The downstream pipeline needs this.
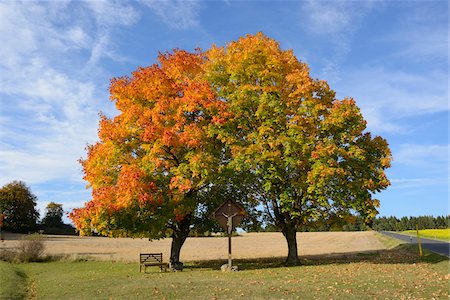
[69,49,228,268]
[42,202,64,227]
[0,181,40,232]
[205,33,392,265]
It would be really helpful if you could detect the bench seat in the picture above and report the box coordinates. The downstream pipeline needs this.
[139,253,169,272]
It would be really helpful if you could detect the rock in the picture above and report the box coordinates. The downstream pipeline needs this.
[220,264,238,272]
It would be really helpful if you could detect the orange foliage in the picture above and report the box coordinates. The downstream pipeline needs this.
[70,49,226,237]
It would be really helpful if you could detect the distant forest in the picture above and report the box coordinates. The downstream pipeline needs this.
[256,215,450,233]
[371,215,449,232]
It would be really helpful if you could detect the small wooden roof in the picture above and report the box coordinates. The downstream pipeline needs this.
[213,199,246,232]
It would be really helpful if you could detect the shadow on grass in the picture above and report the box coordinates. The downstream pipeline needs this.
[14,268,28,279]
[185,244,448,271]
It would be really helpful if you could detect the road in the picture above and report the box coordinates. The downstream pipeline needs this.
[380,231,449,257]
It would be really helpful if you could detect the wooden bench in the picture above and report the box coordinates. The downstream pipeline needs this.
[139,253,169,272]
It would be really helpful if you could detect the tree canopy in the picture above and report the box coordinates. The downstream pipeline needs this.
[0,181,40,233]
[42,202,64,227]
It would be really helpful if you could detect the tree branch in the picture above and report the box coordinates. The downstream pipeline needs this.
[163,146,181,166]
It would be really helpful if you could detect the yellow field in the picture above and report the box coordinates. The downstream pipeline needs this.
[403,229,450,241]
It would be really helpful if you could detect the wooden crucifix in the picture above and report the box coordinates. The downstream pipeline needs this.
[213,200,246,271]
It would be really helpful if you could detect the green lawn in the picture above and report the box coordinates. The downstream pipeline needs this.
[1,245,448,299]
[0,261,27,299]
[401,229,450,242]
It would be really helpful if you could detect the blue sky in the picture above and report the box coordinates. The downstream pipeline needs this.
[0,0,448,222]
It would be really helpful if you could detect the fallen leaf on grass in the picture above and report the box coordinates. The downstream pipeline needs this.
[286,279,301,283]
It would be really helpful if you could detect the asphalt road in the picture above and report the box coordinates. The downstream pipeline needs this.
[380,231,449,257]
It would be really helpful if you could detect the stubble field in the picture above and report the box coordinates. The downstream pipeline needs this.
[2,231,387,262]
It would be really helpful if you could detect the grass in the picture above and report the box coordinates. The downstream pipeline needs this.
[1,245,447,300]
[375,232,403,249]
[0,261,27,299]
[401,228,450,241]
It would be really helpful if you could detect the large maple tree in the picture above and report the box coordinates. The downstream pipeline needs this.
[205,33,392,265]
[70,49,227,267]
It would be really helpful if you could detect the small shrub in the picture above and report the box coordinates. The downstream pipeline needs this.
[17,234,45,262]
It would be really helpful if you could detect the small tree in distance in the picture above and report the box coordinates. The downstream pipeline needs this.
[42,202,64,227]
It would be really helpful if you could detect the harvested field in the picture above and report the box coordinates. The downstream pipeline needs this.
[1,231,387,262]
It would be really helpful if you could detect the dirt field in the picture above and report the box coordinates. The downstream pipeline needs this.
[1,231,387,262]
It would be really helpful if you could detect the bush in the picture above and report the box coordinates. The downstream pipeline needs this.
[0,234,45,263]
[17,234,45,262]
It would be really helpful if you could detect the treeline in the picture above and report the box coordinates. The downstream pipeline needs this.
[256,215,449,233]
[372,215,449,231]
[262,218,369,232]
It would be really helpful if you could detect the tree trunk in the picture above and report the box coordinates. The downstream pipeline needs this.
[282,224,300,266]
[170,214,191,270]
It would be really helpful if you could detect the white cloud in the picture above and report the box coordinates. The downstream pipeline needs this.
[86,0,139,27]
[0,1,140,190]
[84,0,140,65]
[336,67,448,133]
[301,0,374,35]
[141,0,202,30]
[66,26,91,49]
[394,144,448,168]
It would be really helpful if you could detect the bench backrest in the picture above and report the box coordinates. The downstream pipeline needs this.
[140,253,163,264]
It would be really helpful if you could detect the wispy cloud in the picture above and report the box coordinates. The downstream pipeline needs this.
[336,67,447,133]
[394,144,448,168]
[299,0,375,80]
[87,1,139,27]
[389,177,448,190]
[141,0,202,30]
[328,2,447,134]
[393,27,448,62]
[85,1,140,65]
[0,1,140,213]
[301,0,374,35]
[387,2,448,62]
[386,144,448,194]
